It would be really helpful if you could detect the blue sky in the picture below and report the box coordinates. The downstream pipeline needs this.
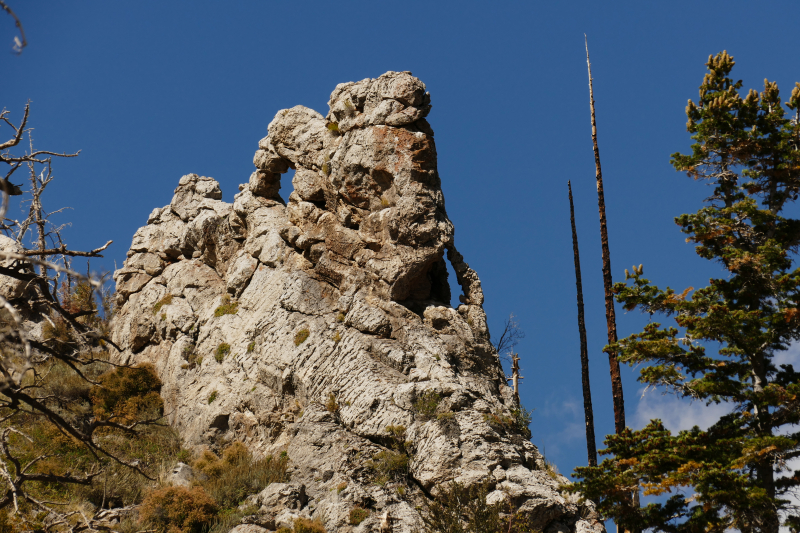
[3,0,800,483]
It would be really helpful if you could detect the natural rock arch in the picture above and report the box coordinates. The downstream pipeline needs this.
[111,71,604,533]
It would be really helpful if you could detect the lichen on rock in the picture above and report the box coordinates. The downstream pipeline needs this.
[111,71,603,533]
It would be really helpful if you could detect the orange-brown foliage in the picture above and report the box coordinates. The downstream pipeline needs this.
[138,486,218,533]
[90,363,163,423]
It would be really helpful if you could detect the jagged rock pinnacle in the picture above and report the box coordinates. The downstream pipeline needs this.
[112,71,603,533]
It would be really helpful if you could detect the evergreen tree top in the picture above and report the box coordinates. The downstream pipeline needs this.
[571,51,800,533]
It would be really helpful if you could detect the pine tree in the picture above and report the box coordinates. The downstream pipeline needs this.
[570,51,800,533]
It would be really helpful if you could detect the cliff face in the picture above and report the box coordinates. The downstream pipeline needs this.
[112,72,602,533]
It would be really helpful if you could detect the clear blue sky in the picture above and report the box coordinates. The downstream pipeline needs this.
[4,0,800,480]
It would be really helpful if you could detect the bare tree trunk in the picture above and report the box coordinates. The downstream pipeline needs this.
[510,352,522,403]
[568,180,597,467]
[585,36,638,533]
[584,36,625,435]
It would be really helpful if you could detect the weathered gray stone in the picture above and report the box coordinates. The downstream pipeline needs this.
[0,236,29,300]
[112,72,603,533]
[228,524,268,533]
[168,462,196,487]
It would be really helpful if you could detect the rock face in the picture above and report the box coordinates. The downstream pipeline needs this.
[112,72,603,533]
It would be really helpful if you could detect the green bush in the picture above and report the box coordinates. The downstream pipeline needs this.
[349,506,370,526]
[214,295,238,317]
[413,390,442,421]
[247,341,256,353]
[294,328,310,346]
[384,425,411,454]
[325,393,339,414]
[483,407,533,439]
[215,343,230,363]
[153,294,174,315]
[422,481,537,533]
[365,450,409,485]
[195,443,289,509]
[181,343,199,369]
[138,486,218,533]
[208,391,218,404]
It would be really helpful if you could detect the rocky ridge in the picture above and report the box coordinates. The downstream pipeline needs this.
[111,71,603,533]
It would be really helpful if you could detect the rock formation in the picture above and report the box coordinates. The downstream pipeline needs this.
[111,71,603,533]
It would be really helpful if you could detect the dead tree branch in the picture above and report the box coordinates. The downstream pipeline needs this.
[0,1,26,54]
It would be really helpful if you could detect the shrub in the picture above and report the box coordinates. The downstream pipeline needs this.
[337,482,347,494]
[41,314,75,354]
[208,391,218,404]
[380,196,390,208]
[331,331,341,343]
[214,295,238,317]
[543,458,560,480]
[91,363,163,423]
[247,341,256,353]
[336,312,345,322]
[384,425,411,454]
[215,343,230,363]
[193,448,224,479]
[483,407,533,439]
[294,328,310,346]
[176,448,193,463]
[192,443,289,509]
[349,506,370,526]
[153,295,172,314]
[326,122,339,132]
[365,450,409,485]
[0,509,17,533]
[421,481,537,533]
[292,518,327,533]
[222,441,250,465]
[325,393,339,414]
[413,390,441,421]
[205,505,258,533]
[138,486,217,533]
[182,343,199,369]
[513,407,533,439]
[44,361,95,403]
[153,294,174,315]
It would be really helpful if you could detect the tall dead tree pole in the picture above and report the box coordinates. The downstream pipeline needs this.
[585,36,626,435]
[569,180,597,467]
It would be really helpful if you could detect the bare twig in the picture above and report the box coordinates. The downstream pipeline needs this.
[494,313,525,361]
[0,0,26,54]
